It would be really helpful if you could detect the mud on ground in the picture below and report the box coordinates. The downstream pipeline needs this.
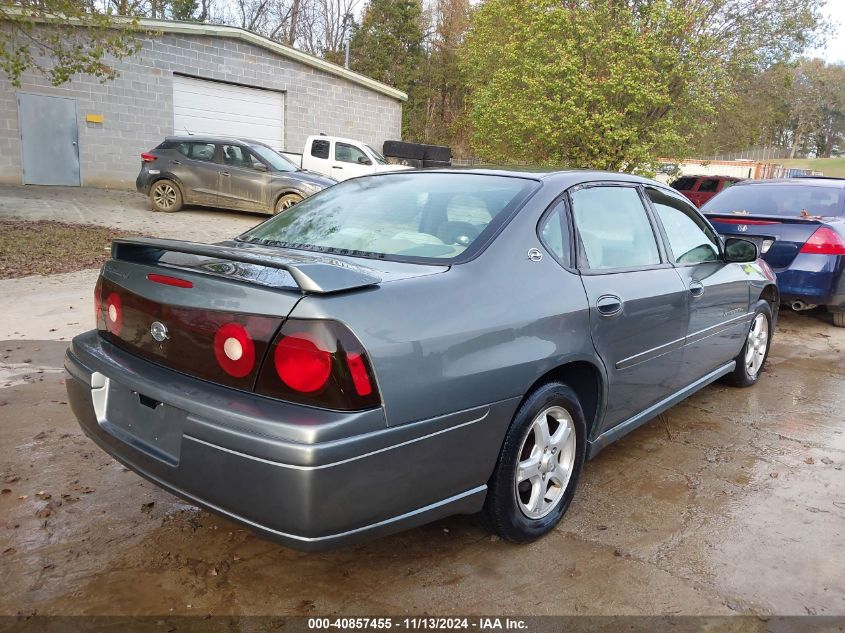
[0,311,843,617]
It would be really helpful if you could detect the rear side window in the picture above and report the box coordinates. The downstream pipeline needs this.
[311,140,330,159]
[570,186,661,270]
[240,173,536,262]
[647,188,720,264]
[671,177,698,191]
[176,142,215,162]
[539,201,571,266]
[702,184,845,217]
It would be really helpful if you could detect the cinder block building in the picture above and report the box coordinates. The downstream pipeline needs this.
[0,19,406,188]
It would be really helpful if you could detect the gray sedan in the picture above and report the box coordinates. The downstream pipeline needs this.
[66,170,778,550]
[136,136,335,215]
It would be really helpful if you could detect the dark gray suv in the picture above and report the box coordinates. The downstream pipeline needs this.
[136,136,335,215]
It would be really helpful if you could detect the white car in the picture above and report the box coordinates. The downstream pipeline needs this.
[282,135,412,181]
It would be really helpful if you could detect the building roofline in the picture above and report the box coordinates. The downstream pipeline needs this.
[1,10,408,102]
[138,19,407,102]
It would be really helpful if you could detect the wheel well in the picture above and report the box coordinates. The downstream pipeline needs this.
[760,284,778,307]
[525,361,602,438]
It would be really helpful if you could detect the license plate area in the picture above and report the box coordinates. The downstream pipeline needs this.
[95,376,185,466]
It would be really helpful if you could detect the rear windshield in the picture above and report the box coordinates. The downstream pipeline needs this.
[702,184,845,217]
[671,177,698,191]
[239,172,536,261]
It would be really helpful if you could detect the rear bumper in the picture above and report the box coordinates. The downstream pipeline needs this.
[135,170,151,195]
[65,331,515,551]
[773,254,845,309]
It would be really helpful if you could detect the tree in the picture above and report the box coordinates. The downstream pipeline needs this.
[349,0,425,137]
[461,0,827,171]
[0,1,140,87]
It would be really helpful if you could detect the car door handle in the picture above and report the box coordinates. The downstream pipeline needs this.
[332,166,343,169]
[170,160,181,165]
[221,171,230,177]
[689,282,704,297]
[596,295,623,317]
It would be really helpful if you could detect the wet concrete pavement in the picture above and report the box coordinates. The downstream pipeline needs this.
[1,311,843,617]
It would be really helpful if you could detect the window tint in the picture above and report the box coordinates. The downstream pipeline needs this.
[670,177,698,191]
[335,142,368,164]
[311,139,330,159]
[176,142,215,162]
[539,201,570,265]
[222,144,264,170]
[698,179,720,193]
[647,188,720,264]
[570,186,661,270]
[240,173,534,261]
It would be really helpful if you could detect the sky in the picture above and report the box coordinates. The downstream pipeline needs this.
[811,0,845,63]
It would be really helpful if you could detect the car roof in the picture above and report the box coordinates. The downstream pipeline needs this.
[165,135,269,147]
[732,177,845,189]
[673,174,740,180]
[414,167,663,188]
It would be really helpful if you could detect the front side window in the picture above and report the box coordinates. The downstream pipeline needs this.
[250,144,297,172]
[240,173,536,261]
[539,201,571,265]
[222,145,265,170]
[570,186,661,270]
[647,188,720,264]
[311,139,330,159]
[335,142,369,164]
[177,142,215,162]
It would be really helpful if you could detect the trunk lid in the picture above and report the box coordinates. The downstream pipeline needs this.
[706,214,827,270]
[97,238,446,392]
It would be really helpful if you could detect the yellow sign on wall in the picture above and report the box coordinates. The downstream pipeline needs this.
[85,114,104,124]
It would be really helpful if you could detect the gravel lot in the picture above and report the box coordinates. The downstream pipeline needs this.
[0,185,843,619]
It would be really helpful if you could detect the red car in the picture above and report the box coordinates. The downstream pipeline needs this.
[671,175,742,207]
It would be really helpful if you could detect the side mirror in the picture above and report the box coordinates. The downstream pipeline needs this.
[358,156,372,165]
[254,163,269,172]
[724,237,758,263]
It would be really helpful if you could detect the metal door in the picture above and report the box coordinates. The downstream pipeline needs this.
[17,93,81,186]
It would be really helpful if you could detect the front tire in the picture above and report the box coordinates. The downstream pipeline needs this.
[725,301,773,387]
[481,382,586,543]
[274,193,303,214]
[150,179,183,213]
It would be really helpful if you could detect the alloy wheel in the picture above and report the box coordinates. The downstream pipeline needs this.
[153,183,177,210]
[514,405,577,519]
[745,313,769,377]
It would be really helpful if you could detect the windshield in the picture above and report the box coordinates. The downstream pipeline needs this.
[702,184,845,217]
[239,172,536,261]
[365,144,389,165]
[249,144,298,173]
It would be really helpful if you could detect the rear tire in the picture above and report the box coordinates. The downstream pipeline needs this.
[150,180,183,213]
[724,301,773,387]
[274,193,303,214]
[481,382,586,543]
[832,311,845,328]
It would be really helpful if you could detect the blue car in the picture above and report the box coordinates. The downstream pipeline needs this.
[702,177,845,327]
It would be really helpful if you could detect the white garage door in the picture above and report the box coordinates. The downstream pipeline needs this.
[172,75,284,149]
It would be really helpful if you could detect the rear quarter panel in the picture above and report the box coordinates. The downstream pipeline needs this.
[290,183,598,428]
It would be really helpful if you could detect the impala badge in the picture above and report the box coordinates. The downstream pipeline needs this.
[150,321,169,342]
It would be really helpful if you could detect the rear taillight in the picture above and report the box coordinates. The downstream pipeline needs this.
[141,152,157,163]
[800,227,845,255]
[104,291,123,335]
[214,323,256,378]
[256,319,381,411]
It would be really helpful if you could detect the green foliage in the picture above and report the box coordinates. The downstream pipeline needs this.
[460,0,827,171]
[0,2,140,87]
[348,0,425,138]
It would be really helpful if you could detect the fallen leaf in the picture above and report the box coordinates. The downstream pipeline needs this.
[769,472,779,478]
[1,488,11,494]
[3,475,19,484]
[804,457,815,465]
[34,431,48,440]
[821,457,834,465]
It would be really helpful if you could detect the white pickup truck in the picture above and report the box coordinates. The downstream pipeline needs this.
[281,135,411,182]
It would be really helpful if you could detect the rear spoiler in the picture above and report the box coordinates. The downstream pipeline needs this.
[111,238,381,294]
[706,213,825,225]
